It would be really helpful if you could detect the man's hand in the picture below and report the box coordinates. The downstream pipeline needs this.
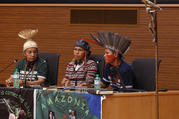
[5,77,13,87]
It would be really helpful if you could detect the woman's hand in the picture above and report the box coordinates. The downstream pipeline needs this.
[61,78,71,86]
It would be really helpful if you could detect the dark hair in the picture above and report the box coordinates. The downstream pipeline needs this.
[48,111,55,119]
[110,49,124,60]
[0,103,9,119]
[118,53,124,60]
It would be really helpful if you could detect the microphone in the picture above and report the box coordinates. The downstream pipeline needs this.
[74,60,83,66]
[96,59,102,65]
[0,59,18,73]
[14,59,18,63]
[142,0,162,10]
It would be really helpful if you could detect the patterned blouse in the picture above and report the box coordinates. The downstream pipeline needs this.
[64,60,97,86]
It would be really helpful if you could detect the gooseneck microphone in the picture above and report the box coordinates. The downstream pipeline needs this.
[0,59,18,73]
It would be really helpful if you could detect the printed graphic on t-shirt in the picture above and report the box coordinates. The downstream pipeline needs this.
[19,70,37,81]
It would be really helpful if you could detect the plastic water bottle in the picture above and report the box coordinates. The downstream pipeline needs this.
[94,74,101,89]
[13,68,20,88]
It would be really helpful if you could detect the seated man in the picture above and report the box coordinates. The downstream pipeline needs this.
[90,31,135,91]
[6,29,48,87]
[61,39,97,87]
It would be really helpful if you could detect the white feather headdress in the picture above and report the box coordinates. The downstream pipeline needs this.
[18,29,38,51]
[18,29,38,40]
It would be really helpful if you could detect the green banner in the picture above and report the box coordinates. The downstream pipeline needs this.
[35,89,102,119]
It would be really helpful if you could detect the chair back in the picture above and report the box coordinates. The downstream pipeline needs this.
[38,53,60,85]
[132,58,161,91]
[88,54,105,78]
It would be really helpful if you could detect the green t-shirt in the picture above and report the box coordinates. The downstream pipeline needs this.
[13,57,48,81]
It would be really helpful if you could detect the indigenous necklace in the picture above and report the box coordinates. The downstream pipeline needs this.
[23,60,37,82]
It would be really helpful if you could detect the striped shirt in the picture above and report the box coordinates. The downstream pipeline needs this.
[64,60,97,86]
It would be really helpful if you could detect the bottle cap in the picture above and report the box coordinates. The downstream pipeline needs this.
[15,68,18,72]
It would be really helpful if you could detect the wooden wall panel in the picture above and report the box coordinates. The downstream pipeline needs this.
[0,5,178,90]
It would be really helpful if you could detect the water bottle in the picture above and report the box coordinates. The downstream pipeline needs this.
[13,68,20,88]
[94,74,101,89]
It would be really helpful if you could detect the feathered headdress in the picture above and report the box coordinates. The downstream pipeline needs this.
[18,29,38,40]
[90,31,131,54]
[18,29,38,51]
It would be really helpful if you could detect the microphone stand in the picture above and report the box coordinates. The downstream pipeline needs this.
[0,59,18,87]
[0,59,18,73]
[143,1,161,119]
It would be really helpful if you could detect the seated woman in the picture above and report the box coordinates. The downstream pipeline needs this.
[6,29,48,87]
[61,39,97,87]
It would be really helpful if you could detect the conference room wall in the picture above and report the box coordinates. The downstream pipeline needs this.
[0,4,178,90]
